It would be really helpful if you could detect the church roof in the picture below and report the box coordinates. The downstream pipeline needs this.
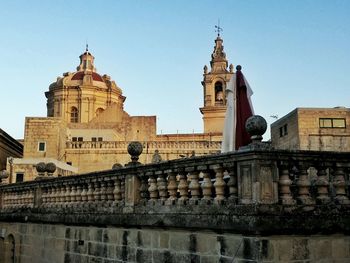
[71,71,104,82]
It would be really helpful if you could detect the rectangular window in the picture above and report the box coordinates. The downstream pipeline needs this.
[320,118,346,128]
[91,137,97,142]
[16,173,24,183]
[279,124,288,137]
[38,142,46,152]
[98,137,103,141]
[66,162,72,166]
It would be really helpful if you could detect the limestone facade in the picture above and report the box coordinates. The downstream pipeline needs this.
[7,39,230,182]
[271,107,350,151]
[200,35,234,133]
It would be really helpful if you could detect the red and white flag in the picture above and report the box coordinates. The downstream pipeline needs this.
[221,66,254,152]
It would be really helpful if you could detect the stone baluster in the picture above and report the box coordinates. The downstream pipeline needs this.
[113,178,122,203]
[296,162,314,205]
[87,181,95,204]
[81,184,88,204]
[333,164,350,204]
[100,181,107,202]
[139,174,150,202]
[48,186,54,206]
[53,185,60,206]
[178,171,189,203]
[226,166,238,202]
[59,185,66,205]
[315,164,330,204]
[213,165,226,203]
[41,187,47,205]
[200,169,213,202]
[157,172,168,202]
[75,184,82,204]
[70,184,77,204]
[278,163,295,205]
[31,189,36,208]
[106,180,115,204]
[148,173,159,201]
[64,184,71,205]
[120,176,125,200]
[27,189,33,207]
[166,171,178,204]
[93,181,101,203]
[188,170,200,202]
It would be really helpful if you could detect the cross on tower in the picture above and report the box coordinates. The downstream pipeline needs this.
[215,19,223,36]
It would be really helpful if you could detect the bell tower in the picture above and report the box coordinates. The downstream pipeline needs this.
[200,33,234,133]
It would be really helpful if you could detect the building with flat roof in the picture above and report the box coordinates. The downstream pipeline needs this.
[271,107,350,151]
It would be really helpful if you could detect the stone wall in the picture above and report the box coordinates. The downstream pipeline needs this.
[1,222,349,263]
[271,107,350,151]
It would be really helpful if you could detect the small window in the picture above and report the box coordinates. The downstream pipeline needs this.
[66,162,72,166]
[92,137,97,142]
[279,124,288,137]
[16,173,24,183]
[98,137,103,141]
[38,142,46,152]
[320,118,346,128]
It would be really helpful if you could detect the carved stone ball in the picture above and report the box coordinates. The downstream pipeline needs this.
[0,170,9,178]
[127,141,143,157]
[245,115,267,136]
[112,163,123,170]
[45,162,57,174]
[36,162,46,173]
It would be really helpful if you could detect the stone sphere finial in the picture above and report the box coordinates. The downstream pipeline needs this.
[36,162,46,174]
[245,115,267,143]
[127,141,143,165]
[45,162,56,176]
[236,65,242,71]
[112,163,123,170]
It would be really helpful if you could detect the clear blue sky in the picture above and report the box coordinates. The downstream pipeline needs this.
[0,1,349,140]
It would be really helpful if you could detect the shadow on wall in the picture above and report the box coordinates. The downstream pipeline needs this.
[0,234,15,263]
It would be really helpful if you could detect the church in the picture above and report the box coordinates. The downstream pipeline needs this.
[6,35,235,182]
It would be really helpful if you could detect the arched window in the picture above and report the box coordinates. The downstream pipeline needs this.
[70,107,79,123]
[95,107,104,116]
[215,81,224,105]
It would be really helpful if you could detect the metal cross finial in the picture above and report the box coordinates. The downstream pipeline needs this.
[86,43,89,52]
[215,19,223,36]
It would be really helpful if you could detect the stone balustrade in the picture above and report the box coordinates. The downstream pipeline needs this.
[0,149,350,234]
[66,140,221,151]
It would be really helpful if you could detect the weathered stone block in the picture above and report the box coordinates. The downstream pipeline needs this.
[106,228,123,245]
[169,232,190,252]
[88,228,103,242]
[137,230,152,248]
[152,250,173,263]
[196,233,218,255]
[309,238,331,260]
[217,235,243,258]
[332,238,350,259]
[88,242,107,258]
[136,248,152,263]
[292,238,309,260]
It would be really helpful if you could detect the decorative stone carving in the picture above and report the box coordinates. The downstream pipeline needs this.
[245,115,267,143]
[45,162,56,176]
[151,150,162,163]
[201,171,213,201]
[126,141,143,166]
